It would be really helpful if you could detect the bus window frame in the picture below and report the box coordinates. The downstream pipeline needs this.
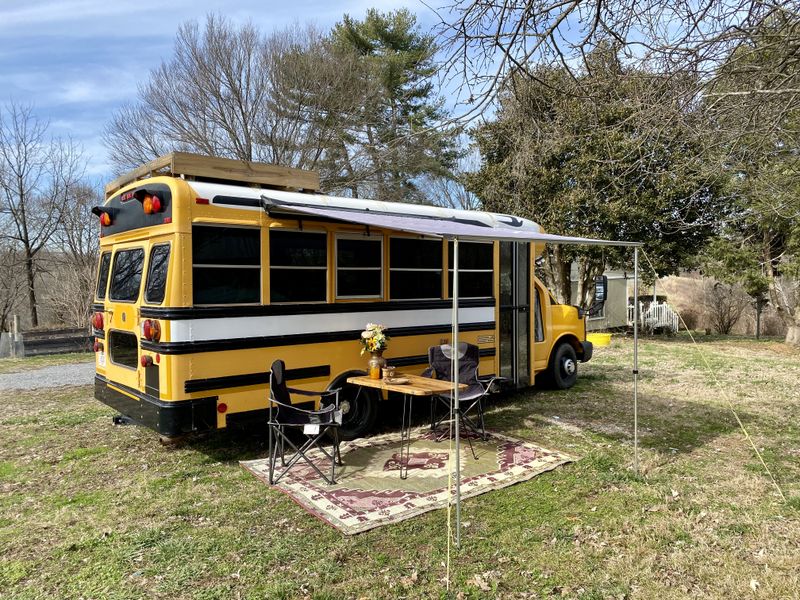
[108,247,146,304]
[388,235,443,301]
[107,329,139,370]
[143,242,171,305]
[447,240,494,300]
[192,223,262,306]
[95,251,112,301]
[268,227,329,305]
[334,233,384,300]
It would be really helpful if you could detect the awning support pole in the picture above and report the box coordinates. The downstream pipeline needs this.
[633,246,640,476]
[452,237,461,547]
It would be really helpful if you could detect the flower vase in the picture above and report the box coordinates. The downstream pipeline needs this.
[368,351,386,380]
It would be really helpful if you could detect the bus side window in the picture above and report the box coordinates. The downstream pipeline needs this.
[448,241,493,298]
[534,289,544,342]
[96,252,112,300]
[336,235,382,299]
[193,225,261,305]
[270,230,327,303]
[109,248,145,302]
[389,238,442,300]
[145,244,170,305]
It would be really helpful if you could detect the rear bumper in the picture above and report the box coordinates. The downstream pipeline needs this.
[579,341,593,363]
[94,375,217,437]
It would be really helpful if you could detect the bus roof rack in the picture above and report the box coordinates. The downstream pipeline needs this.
[105,152,320,198]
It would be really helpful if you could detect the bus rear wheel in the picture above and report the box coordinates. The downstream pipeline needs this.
[548,342,579,390]
[336,381,378,440]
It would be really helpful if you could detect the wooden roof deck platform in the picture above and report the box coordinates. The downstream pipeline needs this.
[105,152,320,198]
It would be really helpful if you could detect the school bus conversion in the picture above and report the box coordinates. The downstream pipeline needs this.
[92,153,594,440]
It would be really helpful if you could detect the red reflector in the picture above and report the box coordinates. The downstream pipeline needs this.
[143,319,152,340]
[195,198,210,205]
[155,353,160,364]
[217,403,228,414]
[163,217,172,224]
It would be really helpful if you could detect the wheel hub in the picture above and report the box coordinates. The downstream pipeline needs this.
[562,358,576,375]
[340,400,351,415]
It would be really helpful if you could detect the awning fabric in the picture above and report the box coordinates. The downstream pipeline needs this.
[261,192,641,247]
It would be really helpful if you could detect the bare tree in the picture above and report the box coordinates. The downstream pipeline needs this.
[0,238,24,332]
[703,279,748,334]
[104,17,363,177]
[46,182,101,326]
[0,102,85,327]
[435,1,796,115]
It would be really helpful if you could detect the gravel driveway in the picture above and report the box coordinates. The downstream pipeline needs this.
[0,361,95,390]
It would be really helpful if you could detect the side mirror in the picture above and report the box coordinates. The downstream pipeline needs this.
[594,275,608,303]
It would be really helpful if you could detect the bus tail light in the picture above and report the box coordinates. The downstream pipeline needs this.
[92,312,104,330]
[93,341,104,353]
[217,403,228,414]
[142,194,163,215]
[142,319,161,342]
[91,207,113,226]
[140,355,153,367]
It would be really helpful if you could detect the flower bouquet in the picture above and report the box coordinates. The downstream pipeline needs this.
[359,323,389,355]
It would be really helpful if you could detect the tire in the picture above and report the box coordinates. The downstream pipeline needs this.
[335,380,379,440]
[548,342,579,390]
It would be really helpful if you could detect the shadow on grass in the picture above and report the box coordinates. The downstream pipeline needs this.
[169,365,757,465]
[483,375,755,456]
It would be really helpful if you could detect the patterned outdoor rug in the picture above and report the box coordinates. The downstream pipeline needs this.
[240,428,575,535]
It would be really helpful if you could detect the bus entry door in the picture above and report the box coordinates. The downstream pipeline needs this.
[499,242,531,386]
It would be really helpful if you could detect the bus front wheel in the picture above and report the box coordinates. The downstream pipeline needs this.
[549,342,579,390]
[336,382,378,440]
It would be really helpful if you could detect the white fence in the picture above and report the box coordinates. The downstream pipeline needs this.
[627,301,681,332]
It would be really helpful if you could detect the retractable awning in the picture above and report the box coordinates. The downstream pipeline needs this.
[256,188,643,549]
[260,192,641,247]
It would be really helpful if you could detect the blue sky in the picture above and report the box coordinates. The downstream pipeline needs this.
[0,0,435,178]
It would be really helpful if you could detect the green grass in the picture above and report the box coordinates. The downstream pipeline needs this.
[0,351,92,374]
[2,337,800,598]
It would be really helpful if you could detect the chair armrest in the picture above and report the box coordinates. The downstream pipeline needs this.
[269,397,337,416]
[421,367,434,378]
[478,375,509,392]
[287,387,339,398]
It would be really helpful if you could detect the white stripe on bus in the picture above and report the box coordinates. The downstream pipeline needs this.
[167,306,494,343]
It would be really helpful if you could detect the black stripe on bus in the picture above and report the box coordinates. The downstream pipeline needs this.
[184,365,331,394]
[139,298,495,320]
[387,347,496,368]
[141,321,496,355]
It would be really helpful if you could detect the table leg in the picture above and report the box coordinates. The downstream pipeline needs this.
[400,393,413,480]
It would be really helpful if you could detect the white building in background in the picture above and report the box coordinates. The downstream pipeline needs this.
[569,265,631,332]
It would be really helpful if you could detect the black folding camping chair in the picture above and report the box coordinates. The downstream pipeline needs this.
[267,360,342,485]
[423,342,501,458]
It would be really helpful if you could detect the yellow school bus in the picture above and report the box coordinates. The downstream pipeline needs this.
[92,153,594,440]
